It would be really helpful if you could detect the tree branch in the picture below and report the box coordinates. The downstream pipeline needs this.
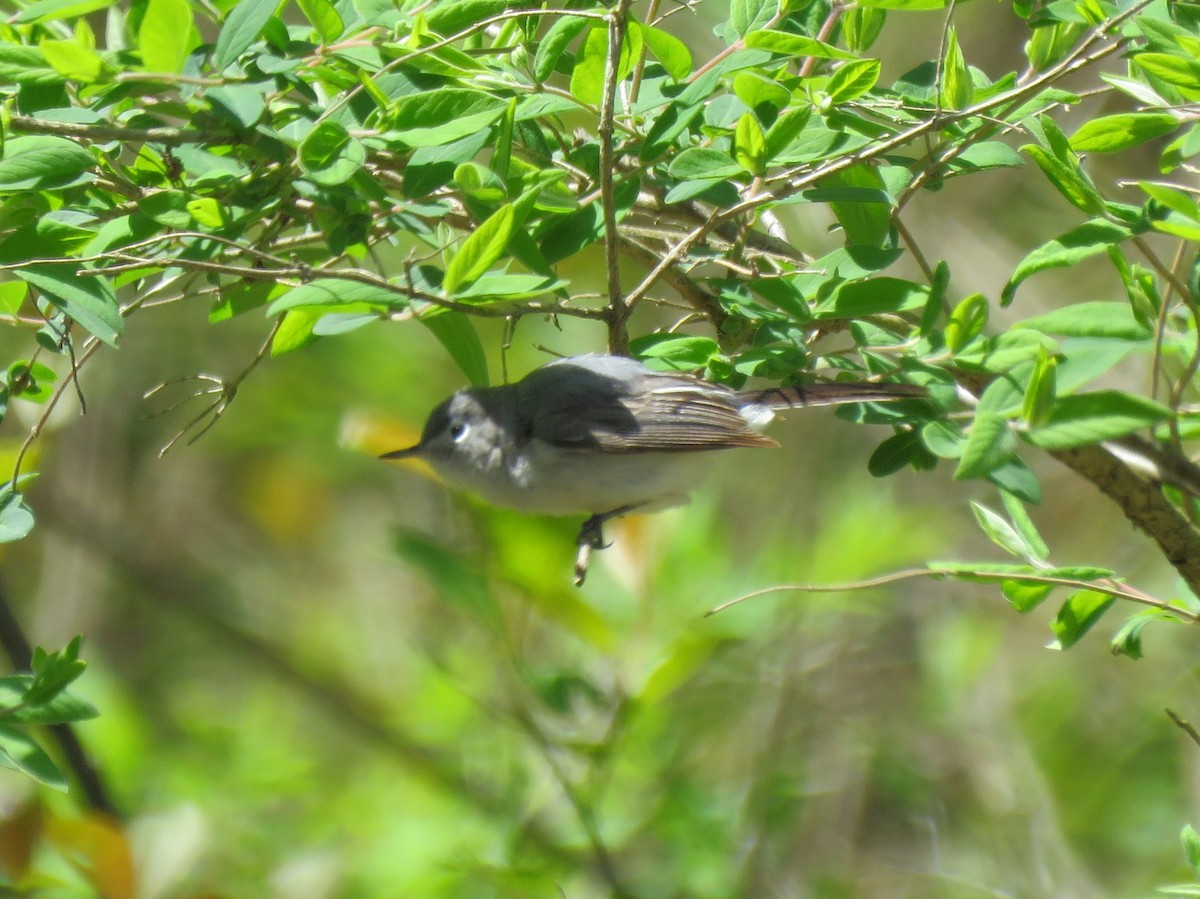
[8,114,220,147]
[599,0,634,355]
[1051,444,1200,598]
[0,581,118,816]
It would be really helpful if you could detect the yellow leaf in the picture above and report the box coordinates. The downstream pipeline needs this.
[46,813,136,899]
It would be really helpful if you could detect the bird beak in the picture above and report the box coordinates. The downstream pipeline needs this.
[379,444,423,460]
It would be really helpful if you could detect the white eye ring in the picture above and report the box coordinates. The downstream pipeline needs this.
[450,422,468,441]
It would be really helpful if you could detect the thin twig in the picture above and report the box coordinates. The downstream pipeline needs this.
[0,580,117,816]
[315,7,608,125]
[8,114,228,147]
[798,2,845,78]
[707,566,1200,622]
[1149,241,1187,402]
[622,11,1138,312]
[1166,708,1200,748]
[628,0,661,104]
[599,0,635,354]
[152,321,282,456]
[61,253,609,321]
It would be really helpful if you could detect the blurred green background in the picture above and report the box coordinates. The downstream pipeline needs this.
[1,3,1199,898]
[1,264,1194,898]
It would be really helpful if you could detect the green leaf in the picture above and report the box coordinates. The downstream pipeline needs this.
[667,148,743,181]
[1015,301,1153,340]
[825,59,881,104]
[206,84,265,128]
[1021,143,1104,215]
[1000,491,1048,561]
[1134,52,1200,88]
[945,293,988,353]
[730,0,777,36]
[970,500,1031,558]
[0,46,66,85]
[637,21,692,80]
[986,457,1041,503]
[0,724,67,790]
[1001,578,1054,613]
[421,311,488,386]
[139,0,193,73]
[743,29,856,60]
[1026,21,1086,71]
[8,360,57,403]
[1108,610,1168,660]
[271,308,321,355]
[941,26,973,109]
[844,6,886,52]
[1141,180,1200,218]
[0,679,97,724]
[15,0,115,24]
[533,15,590,82]
[0,136,93,190]
[456,273,566,301]
[856,0,945,8]
[569,24,641,106]
[1070,112,1179,153]
[921,420,965,458]
[629,334,720,370]
[267,278,404,314]
[537,177,639,263]
[16,264,122,346]
[954,141,1024,171]
[443,204,516,295]
[868,429,923,476]
[491,98,515,181]
[424,0,514,34]
[298,122,365,186]
[0,282,28,317]
[955,414,1017,480]
[821,164,893,247]
[1183,824,1200,880]
[569,26,607,106]
[1048,589,1114,649]
[1002,219,1129,305]
[641,101,705,160]
[297,0,344,43]
[404,130,492,198]
[39,38,103,82]
[734,113,767,175]
[1022,345,1057,426]
[817,278,928,317]
[764,106,812,159]
[186,198,224,229]
[0,484,35,543]
[211,280,275,322]
[213,0,280,70]
[1026,391,1171,450]
[390,89,507,147]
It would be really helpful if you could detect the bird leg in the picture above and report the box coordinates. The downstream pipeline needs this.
[573,505,640,586]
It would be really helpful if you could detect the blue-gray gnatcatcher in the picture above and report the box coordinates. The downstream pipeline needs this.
[382,354,927,581]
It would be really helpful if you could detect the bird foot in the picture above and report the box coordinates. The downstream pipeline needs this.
[572,506,638,587]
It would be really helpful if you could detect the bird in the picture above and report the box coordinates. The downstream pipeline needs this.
[381,354,927,582]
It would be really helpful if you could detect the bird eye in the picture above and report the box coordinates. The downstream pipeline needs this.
[450,422,468,441]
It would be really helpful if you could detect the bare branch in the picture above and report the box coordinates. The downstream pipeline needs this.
[599,0,635,354]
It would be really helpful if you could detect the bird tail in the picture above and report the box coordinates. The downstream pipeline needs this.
[745,381,928,409]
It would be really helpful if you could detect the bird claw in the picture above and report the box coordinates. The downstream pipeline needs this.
[572,506,638,586]
[577,514,612,551]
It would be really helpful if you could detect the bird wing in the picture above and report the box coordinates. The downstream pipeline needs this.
[520,360,776,454]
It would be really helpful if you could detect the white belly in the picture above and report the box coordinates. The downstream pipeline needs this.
[434,439,717,515]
